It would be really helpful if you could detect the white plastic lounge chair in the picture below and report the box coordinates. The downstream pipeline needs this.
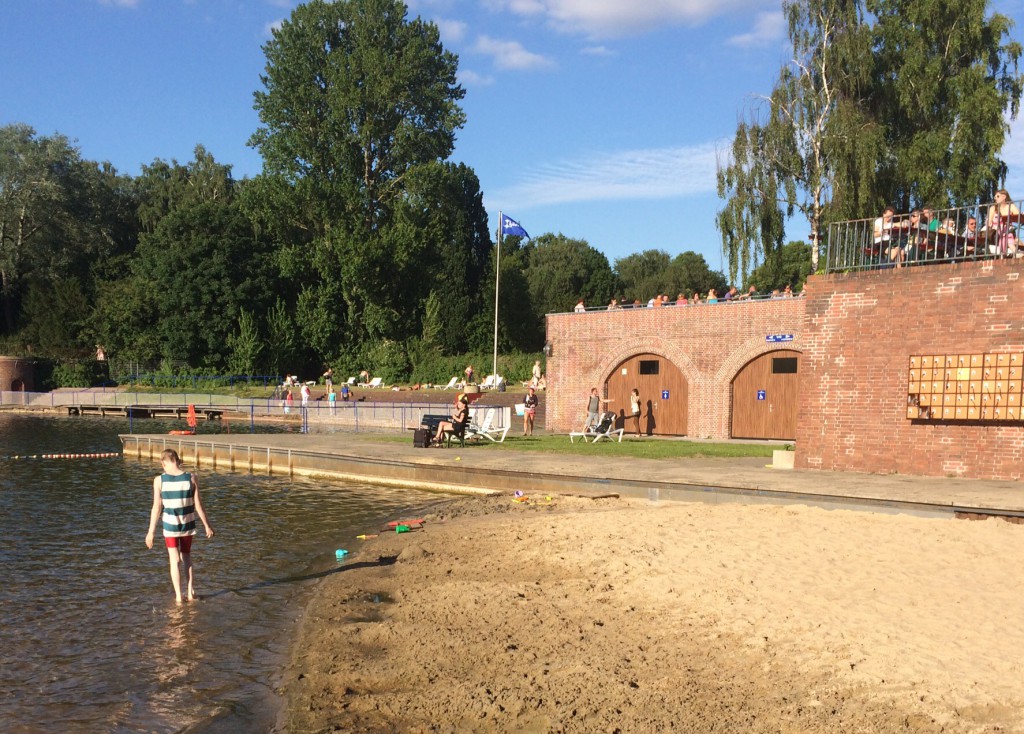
[569,411,621,443]
[366,376,383,388]
[441,376,459,390]
[345,376,356,386]
[466,408,510,443]
[479,375,495,390]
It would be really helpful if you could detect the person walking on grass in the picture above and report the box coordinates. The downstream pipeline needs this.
[145,449,214,604]
[523,386,538,436]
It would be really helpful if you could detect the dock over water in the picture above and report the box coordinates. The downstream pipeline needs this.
[119,433,1024,522]
[71,404,223,420]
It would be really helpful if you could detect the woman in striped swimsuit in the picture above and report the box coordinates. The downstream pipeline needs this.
[145,449,214,603]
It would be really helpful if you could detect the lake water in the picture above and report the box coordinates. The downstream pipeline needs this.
[0,414,442,733]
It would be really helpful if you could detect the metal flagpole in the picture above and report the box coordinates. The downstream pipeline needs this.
[492,212,501,386]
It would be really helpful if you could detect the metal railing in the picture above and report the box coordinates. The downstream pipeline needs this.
[825,198,1022,273]
[0,390,512,435]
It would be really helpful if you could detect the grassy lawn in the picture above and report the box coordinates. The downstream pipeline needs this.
[367,433,779,459]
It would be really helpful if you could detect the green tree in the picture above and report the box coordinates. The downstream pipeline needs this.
[665,251,729,297]
[746,240,814,293]
[131,200,277,367]
[264,297,296,376]
[716,0,1022,283]
[398,162,491,354]
[868,0,1023,208]
[227,309,263,375]
[613,249,673,303]
[248,0,466,352]
[524,234,615,317]
[468,235,538,353]
[716,0,876,283]
[0,124,81,333]
[136,145,235,233]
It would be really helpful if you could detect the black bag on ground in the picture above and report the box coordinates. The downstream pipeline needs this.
[413,428,431,448]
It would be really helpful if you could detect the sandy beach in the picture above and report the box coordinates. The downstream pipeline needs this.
[279,493,1024,733]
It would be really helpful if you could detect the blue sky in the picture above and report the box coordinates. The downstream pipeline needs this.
[3,0,1023,273]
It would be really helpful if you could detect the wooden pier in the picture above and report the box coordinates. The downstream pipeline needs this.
[67,404,223,420]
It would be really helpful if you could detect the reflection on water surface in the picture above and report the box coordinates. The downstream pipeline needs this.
[0,414,439,733]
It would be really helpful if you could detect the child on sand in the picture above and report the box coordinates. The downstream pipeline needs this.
[145,449,214,603]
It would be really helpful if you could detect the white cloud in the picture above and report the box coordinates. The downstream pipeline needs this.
[98,0,139,7]
[726,10,785,48]
[265,0,293,8]
[489,142,722,210]
[435,18,468,44]
[485,0,775,38]
[473,35,554,70]
[459,69,496,87]
[264,18,284,36]
[581,45,615,57]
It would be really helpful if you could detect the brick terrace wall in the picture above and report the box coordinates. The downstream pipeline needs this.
[546,298,807,438]
[796,259,1024,480]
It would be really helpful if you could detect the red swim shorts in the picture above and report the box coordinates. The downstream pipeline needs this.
[164,536,193,553]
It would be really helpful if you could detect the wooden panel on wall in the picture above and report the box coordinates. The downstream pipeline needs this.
[605,353,688,436]
[908,352,1024,422]
[731,349,801,439]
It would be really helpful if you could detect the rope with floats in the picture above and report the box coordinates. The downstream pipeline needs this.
[2,452,121,461]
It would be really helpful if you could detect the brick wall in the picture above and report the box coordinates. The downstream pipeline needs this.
[546,298,807,438]
[796,259,1024,480]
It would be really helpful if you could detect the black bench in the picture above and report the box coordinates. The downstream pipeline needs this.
[419,413,467,447]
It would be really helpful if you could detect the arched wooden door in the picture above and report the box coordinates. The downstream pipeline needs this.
[731,350,801,440]
[606,353,688,436]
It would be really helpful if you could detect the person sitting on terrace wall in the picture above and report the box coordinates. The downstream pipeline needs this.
[724,286,739,301]
[676,292,688,305]
[958,215,979,257]
[707,289,719,304]
[574,299,586,313]
[607,298,619,310]
[691,292,701,304]
[737,285,757,300]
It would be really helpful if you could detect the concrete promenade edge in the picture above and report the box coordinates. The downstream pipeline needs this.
[119,432,1024,520]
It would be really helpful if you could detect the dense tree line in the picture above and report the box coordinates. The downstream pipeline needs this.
[0,0,821,386]
[717,0,1023,283]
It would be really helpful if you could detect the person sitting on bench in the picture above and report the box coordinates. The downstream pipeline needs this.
[433,395,469,446]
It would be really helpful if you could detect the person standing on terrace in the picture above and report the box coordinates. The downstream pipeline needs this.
[987,189,1020,256]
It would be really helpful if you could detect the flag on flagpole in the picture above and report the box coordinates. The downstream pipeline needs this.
[500,213,530,238]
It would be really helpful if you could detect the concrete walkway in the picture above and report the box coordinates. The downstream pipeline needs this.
[121,431,1024,519]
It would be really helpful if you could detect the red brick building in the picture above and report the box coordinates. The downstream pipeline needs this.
[545,298,807,440]
[545,259,1024,480]
[797,259,1024,480]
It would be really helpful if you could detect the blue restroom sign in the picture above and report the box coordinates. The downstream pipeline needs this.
[661,390,669,400]
[756,390,767,401]
[766,334,794,343]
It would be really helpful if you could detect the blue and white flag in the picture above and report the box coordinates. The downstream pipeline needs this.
[500,214,530,238]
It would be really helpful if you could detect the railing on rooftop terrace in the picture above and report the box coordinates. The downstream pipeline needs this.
[825,197,1023,273]
[551,292,804,315]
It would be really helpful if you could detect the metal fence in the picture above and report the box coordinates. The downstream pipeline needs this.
[1,390,512,435]
[825,198,1022,273]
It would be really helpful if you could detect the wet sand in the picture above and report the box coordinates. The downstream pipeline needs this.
[279,493,1024,733]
